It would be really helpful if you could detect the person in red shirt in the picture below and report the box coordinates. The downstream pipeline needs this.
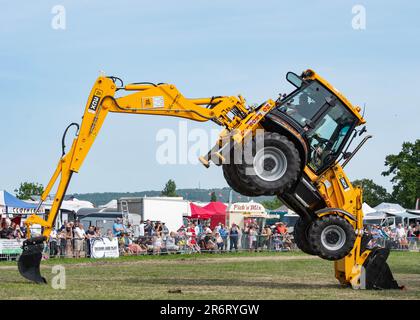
[277,222,287,235]
[186,222,200,252]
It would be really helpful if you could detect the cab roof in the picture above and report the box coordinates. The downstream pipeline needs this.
[301,69,366,125]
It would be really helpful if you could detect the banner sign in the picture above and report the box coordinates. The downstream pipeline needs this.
[0,206,45,215]
[0,239,23,255]
[229,202,265,214]
[90,237,119,258]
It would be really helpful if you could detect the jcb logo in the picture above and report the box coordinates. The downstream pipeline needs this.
[88,90,103,114]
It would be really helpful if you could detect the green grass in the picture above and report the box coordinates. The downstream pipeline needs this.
[0,251,418,300]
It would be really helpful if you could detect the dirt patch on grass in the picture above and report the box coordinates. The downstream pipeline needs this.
[0,254,318,270]
[0,266,16,270]
[65,254,318,268]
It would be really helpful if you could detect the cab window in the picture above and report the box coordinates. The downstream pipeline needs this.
[278,82,334,127]
[307,101,356,172]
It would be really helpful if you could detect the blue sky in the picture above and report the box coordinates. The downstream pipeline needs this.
[0,0,419,194]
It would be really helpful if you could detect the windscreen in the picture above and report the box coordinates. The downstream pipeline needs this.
[278,81,334,126]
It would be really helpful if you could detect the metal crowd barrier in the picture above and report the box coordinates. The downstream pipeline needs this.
[41,234,299,258]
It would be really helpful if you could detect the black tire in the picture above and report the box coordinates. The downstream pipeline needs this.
[222,163,264,196]
[293,218,319,255]
[308,215,356,261]
[236,132,301,196]
[222,145,265,197]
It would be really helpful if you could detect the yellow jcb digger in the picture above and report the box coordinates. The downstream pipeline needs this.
[18,69,402,290]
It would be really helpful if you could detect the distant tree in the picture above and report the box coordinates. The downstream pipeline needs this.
[161,179,177,197]
[210,191,217,202]
[14,182,44,200]
[261,197,282,210]
[382,139,420,208]
[352,179,391,207]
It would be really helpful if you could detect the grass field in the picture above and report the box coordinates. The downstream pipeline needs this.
[0,251,418,300]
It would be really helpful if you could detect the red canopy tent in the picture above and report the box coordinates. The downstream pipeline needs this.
[204,202,227,229]
[189,203,213,220]
[189,202,228,228]
[203,202,226,214]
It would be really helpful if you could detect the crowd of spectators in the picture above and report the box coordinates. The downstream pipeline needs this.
[115,219,295,256]
[48,220,102,258]
[2,216,419,259]
[365,222,420,250]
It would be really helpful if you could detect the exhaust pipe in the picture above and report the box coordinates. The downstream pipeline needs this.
[18,236,47,284]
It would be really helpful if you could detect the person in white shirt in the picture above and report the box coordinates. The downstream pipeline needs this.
[139,220,145,238]
[205,225,212,234]
[395,223,406,239]
[194,223,200,237]
[73,222,86,258]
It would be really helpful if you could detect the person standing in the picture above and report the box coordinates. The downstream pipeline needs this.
[162,222,169,241]
[73,222,86,258]
[65,223,73,258]
[219,224,228,251]
[248,226,257,252]
[138,220,145,239]
[85,225,96,257]
[262,225,272,250]
[58,229,66,258]
[395,223,406,249]
[229,223,239,252]
[194,222,201,238]
[144,219,153,238]
[49,228,58,257]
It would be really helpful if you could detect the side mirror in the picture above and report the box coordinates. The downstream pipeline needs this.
[286,72,303,88]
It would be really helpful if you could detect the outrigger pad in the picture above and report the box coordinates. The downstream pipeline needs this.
[18,237,47,284]
[363,248,402,290]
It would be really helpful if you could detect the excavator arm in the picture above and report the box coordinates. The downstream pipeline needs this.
[26,76,271,236]
[18,75,276,283]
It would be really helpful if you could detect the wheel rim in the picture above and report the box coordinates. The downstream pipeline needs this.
[252,146,287,182]
[320,225,346,251]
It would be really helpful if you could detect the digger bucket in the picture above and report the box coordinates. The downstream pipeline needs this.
[18,236,47,284]
[363,247,402,290]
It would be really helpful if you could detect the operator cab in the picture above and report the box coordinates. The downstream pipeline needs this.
[274,71,359,175]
